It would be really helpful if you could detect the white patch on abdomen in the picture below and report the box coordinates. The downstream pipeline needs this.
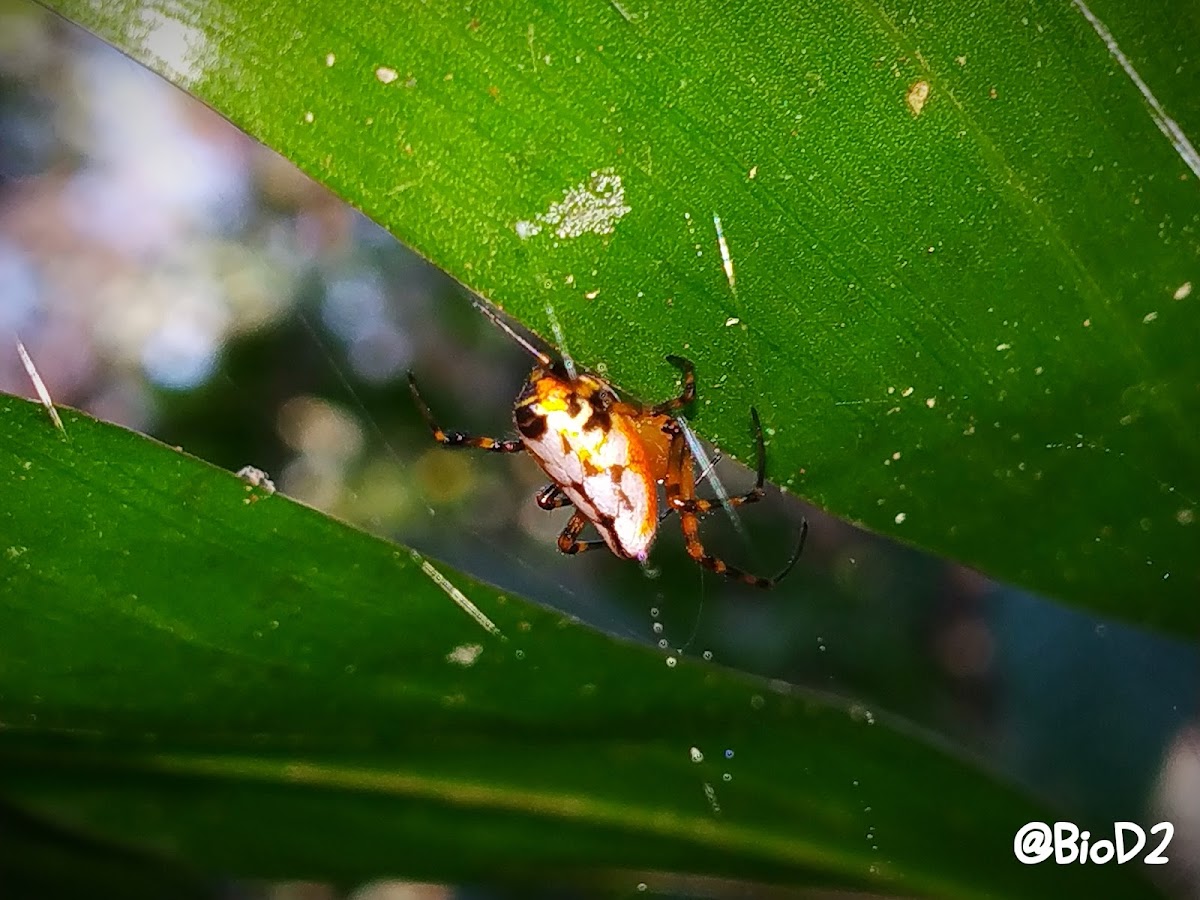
[521,401,657,560]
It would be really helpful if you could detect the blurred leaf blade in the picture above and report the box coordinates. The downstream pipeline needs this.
[41,0,1200,634]
[0,394,1162,896]
[0,799,212,900]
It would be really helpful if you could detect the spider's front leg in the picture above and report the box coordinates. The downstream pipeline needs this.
[407,373,525,452]
[651,354,696,416]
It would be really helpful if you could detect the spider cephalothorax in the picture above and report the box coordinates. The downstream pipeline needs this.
[408,308,805,587]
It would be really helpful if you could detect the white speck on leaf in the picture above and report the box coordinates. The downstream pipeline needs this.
[1174,281,1192,300]
[325,52,336,67]
[996,342,1011,351]
[376,66,399,84]
[131,6,212,89]
[446,643,483,666]
[725,317,740,327]
[514,168,631,240]
[235,466,275,494]
[1143,311,1158,324]
[907,80,931,116]
[895,512,907,524]
[515,220,541,239]
[850,704,876,724]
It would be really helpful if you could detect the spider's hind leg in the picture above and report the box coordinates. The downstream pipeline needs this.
[556,510,607,555]
[678,503,807,588]
[664,411,806,588]
[536,483,574,510]
[669,408,768,515]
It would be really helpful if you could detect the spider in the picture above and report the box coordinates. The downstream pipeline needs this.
[407,308,807,588]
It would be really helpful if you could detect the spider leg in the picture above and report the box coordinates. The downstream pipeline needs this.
[664,418,806,588]
[671,407,768,515]
[536,483,574,510]
[651,354,696,415]
[662,408,763,513]
[408,373,525,452]
[556,510,608,555]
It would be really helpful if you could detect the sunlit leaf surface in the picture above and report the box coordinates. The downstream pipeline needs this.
[42,0,1200,635]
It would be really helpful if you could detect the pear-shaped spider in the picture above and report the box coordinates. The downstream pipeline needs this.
[408,308,806,587]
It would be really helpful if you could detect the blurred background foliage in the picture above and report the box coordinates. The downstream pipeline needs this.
[0,1,1197,896]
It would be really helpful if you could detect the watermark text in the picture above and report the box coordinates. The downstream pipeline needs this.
[1014,821,1173,864]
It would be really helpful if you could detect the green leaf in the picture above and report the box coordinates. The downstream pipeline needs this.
[0,800,211,900]
[0,395,1160,896]
[40,0,1200,635]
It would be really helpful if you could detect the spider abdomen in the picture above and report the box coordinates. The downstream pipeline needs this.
[515,371,659,560]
